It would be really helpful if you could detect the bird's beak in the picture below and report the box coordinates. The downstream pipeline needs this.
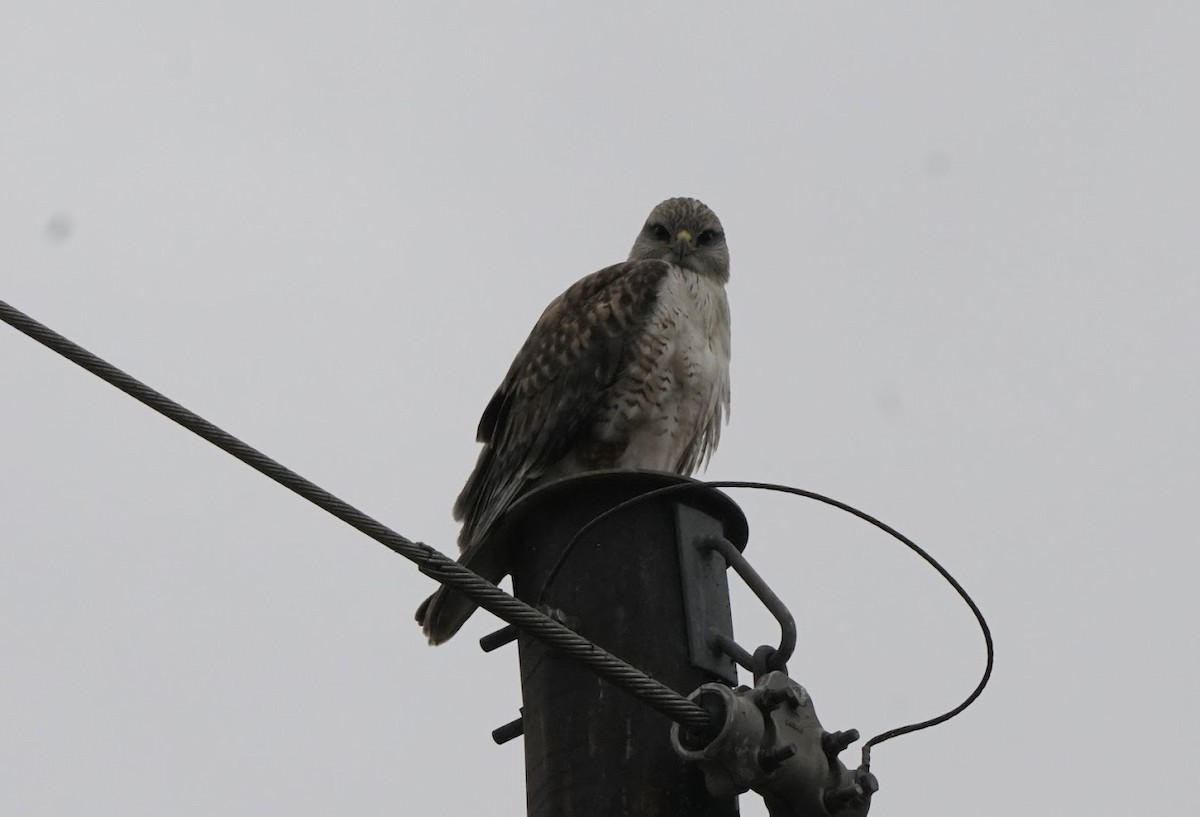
[674,229,693,263]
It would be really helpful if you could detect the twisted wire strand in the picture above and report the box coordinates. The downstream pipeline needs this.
[0,300,710,729]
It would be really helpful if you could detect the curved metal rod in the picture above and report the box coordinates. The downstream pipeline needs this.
[710,632,756,672]
[703,536,797,668]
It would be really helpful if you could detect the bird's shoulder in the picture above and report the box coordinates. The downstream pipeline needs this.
[475,259,672,442]
[533,258,674,335]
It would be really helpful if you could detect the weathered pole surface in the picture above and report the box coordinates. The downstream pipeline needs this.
[495,471,748,817]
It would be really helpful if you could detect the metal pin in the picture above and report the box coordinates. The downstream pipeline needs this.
[479,624,519,652]
[492,713,524,745]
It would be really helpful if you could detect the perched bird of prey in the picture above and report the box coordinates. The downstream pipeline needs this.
[416,197,731,644]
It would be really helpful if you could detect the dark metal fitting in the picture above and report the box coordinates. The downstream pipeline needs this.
[755,685,800,712]
[491,714,524,745]
[824,783,865,813]
[540,605,580,631]
[672,672,875,816]
[479,624,519,652]
[677,505,744,684]
[821,729,860,758]
[752,644,788,681]
[758,742,796,773]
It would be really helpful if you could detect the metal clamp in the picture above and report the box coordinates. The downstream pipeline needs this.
[671,671,877,816]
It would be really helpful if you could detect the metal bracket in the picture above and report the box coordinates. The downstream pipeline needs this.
[704,535,797,676]
[676,504,739,684]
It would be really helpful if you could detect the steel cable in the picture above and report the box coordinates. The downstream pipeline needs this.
[0,300,710,729]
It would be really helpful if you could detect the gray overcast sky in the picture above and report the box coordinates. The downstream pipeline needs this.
[3,2,1198,815]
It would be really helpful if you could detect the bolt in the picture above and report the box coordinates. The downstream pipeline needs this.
[756,686,801,712]
[491,715,524,745]
[758,742,796,774]
[479,624,519,653]
[821,729,860,757]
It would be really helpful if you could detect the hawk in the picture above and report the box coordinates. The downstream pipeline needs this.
[416,197,731,644]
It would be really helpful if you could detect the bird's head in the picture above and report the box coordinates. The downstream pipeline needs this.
[628,197,729,282]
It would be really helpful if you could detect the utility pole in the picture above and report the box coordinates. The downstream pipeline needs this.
[490,472,748,817]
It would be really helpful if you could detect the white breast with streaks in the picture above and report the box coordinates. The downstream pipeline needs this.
[611,264,731,474]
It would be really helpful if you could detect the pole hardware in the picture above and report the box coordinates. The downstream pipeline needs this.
[675,505,742,684]
[671,671,877,817]
[492,711,525,745]
[480,624,519,653]
[702,536,797,672]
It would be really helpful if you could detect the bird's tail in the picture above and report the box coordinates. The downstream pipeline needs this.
[414,537,508,645]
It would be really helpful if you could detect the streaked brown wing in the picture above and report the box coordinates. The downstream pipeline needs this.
[452,258,671,552]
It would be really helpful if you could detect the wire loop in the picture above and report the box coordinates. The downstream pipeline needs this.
[542,478,994,767]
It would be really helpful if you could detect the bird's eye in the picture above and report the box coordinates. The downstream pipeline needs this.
[645,223,670,241]
[697,229,722,247]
